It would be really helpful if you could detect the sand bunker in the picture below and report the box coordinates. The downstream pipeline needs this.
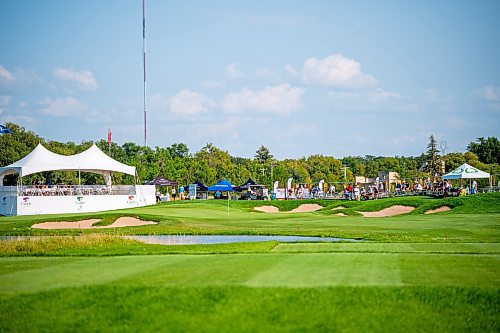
[32,219,101,229]
[335,213,347,217]
[32,217,157,229]
[359,205,415,217]
[105,217,157,228]
[254,206,279,213]
[425,206,452,214]
[331,206,346,210]
[289,204,323,213]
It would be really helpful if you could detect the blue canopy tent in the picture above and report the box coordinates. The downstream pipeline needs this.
[0,125,13,134]
[207,179,235,214]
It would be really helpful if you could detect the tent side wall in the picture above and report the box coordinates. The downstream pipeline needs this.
[0,185,155,216]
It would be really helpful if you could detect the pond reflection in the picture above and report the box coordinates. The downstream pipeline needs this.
[124,235,361,245]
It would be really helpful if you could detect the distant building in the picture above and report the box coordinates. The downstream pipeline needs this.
[355,171,400,191]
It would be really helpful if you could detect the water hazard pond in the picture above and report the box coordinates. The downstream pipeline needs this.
[125,235,362,245]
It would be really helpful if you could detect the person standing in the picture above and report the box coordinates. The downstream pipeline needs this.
[354,185,360,201]
[471,179,478,194]
[171,187,177,201]
[155,189,161,203]
[179,186,185,200]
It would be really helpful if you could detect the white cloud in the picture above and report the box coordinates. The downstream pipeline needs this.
[225,63,244,79]
[0,65,14,82]
[0,95,12,115]
[287,54,377,89]
[368,88,400,103]
[222,84,303,114]
[169,89,213,115]
[53,68,98,90]
[39,96,85,117]
[479,85,500,101]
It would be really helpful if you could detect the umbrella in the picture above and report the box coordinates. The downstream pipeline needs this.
[0,125,13,134]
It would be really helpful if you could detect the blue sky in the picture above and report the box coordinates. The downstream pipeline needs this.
[1,0,499,159]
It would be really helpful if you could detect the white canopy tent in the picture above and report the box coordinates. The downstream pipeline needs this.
[0,143,136,186]
[442,163,490,180]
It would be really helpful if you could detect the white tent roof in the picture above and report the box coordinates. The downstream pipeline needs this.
[442,163,490,180]
[0,143,136,178]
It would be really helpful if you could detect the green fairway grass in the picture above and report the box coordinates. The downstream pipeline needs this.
[1,286,497,333]
[0,193,498,332]
[1,253,498,291]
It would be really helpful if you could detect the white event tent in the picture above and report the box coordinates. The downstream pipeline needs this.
[442,163,492,189]
[0,144,156,216]
[0,143,136,185]
[442,163,490,180]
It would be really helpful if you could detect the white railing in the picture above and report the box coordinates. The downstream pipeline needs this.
[0,185,137,197]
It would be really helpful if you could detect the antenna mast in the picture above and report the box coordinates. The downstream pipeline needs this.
[142,0,147,147]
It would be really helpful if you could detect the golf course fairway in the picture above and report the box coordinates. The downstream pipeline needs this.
[0,194,499,332]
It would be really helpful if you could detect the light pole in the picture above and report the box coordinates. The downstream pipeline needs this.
[271,162,274,185]
[341,165,350,182]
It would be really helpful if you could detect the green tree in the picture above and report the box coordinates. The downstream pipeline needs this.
[424,135,443,176]
[168,143,189,159]
[443,153,466,172]
[254,145,274,163]
[195,143,235,184]
[467,137,500,164]
[306,155,342,183]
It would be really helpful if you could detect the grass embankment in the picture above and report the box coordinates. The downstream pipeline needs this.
[0,235,277,256]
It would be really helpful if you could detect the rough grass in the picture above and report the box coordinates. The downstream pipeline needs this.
[0,235,278,256]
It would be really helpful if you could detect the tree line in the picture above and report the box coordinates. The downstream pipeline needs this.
[1,122,499,188]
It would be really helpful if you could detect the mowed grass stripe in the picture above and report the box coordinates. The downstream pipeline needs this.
[0,255,187,293]
[245,253,403,287]
[273,242,500,254]
[1,253,498,292]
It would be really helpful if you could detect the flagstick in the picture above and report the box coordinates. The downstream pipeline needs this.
[107,125,111,156]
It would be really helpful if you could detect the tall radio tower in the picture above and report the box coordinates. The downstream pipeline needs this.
[142,0,147,147]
